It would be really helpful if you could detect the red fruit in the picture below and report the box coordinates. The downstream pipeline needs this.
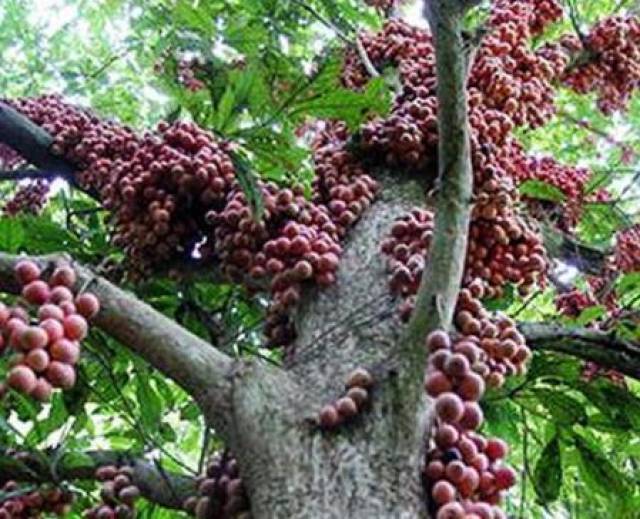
[424,460,445,480]
[25,348,50,373]
[59,301,77,316]
[292,260,313,281]
[75,293,100,318]
[50,286,74,304]
[436,502,465,519]
[444,353,470,378]
[424,370,452,397]
[459,402,484,430]
[20,326,49,351]
[63,314,88,341]
[50,339,80,365]
[444,460,466,484]
[457,373,485,402]
[431,480,456,505]
[435,424,459,449]
[40,318,65,343]
[7,365,37,394]
[22,280,50,305]
[50,266,77,288]
[319,405,340,428]
[31,378,53,402]
[434,392,464,423]
[38,304,65,322]
[494,466,517,490]
[427,330,451,352]
[335,396,358,418]
[46,361,76,389]
[15,260,40,284]
[486,438,509,461]
[458,466,480,497]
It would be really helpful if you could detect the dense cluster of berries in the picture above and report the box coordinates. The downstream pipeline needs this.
[423,330,517,519]
[561,16,640,114]
[0,481,74,518]
[0,143,22,169]
[84,465,140,519]
[318,367,374,429]
[2,180,50,217]
[0,260,99,402]
[615,224,640,273]
[182,452,249,519]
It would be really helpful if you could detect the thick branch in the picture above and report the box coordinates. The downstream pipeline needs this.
[0,169,61,182]
[0,450,195,510]
[403,1,474,367]
[522,322,640,380]
[0,252,236,434]
[0,103,79,187]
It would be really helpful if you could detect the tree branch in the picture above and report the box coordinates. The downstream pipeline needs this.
[521,322,640,380]
[402,1,474,370]
[0,169,61,182]
[0,449,196,511]
[0,252,236,435]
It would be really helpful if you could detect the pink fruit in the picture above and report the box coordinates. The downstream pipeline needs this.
[20,326,49,351]
[436,502,465,519]
[459,402,484,430]
[424,370,452,397]
[457,373,485,402]
[25,348,50,372]
[22,280,50,305]
[319,405,340,428]
[46,361,76,389]
[49,339,80,365]
[59,301,77,316]
[50,266,77,288]
[435,424,459,449]
[431,480,456,505]
[15,260,40,284]
[486,438,509,461]
[50,286,74,304]
[427,330,451,352]
[435,392,464,423]
[38,304,65,322]
[75,293,100,319]
[31,378,53,402]
[335,396,358,418]
[40,318,65,343]
[7,365,37,394]
[63,314,88,341]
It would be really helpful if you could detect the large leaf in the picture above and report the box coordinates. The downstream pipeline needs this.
[574,435,631,497]
[519,179,566,202]
[533,434,563,504]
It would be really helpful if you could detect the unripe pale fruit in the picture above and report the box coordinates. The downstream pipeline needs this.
[15,260,40,284]
[40,318,65,343]
[435,392,464,423]
[20,326,49,351]
[457,372,485,402]
[75,293,100,318]
[486,438,509,461]
[431,480,456,505]
[46,361,76,389]
[25,348,50,373]
[426,330,451,352]
[7,365,37,394]
[22,280,50,305]
[319,404,340,428]
[494,466,517,489]
[31,378,53,402]
[346,367,373,388]
[436,502,465,519]
[424,370,452,397]
[63,314,88,341]
[346,386,368,408]
[50,266,77,288]
[335,396,358,418]
[50,339,80,365]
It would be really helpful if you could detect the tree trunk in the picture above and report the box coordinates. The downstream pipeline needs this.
[221,173,432,518]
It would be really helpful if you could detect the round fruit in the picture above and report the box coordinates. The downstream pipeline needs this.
[50,266,77,288]
[434,392,464,423]
[75,293,100,318]
[15,260,41,284]
[46,361,76,389]
[7,366,37,394]
[63,314,88,341]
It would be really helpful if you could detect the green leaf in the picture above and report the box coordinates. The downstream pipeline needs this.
[574,434,631,496]
[0,218,24,251]
[533,434,562,504]
[530,389,587,425]
[232,151,264,221]
[136,372,162,434]
[519,180,566,202]
[215,86,236,132]
[575,305,606,325]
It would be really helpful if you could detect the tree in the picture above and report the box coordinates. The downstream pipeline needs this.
[0,0,639,517]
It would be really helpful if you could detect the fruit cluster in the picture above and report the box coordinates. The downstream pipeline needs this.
[0,260,100,402]
[561,16,640,114]
[182,452,249,519]
[615,224,640,273]
[0,143,22,169]
[318,367,374,429]
[2,180,50,217]
[85,465,140,519]
[177,56,207,92]
[0,481,74,518]
[423,330,516,519]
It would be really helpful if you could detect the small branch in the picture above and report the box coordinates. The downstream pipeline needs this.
[0,169,62,182]
[402,0,474,371]
[0,252,237,436]
[355,36,380,79]
[0,449,196,511]
[522,322,640,380]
